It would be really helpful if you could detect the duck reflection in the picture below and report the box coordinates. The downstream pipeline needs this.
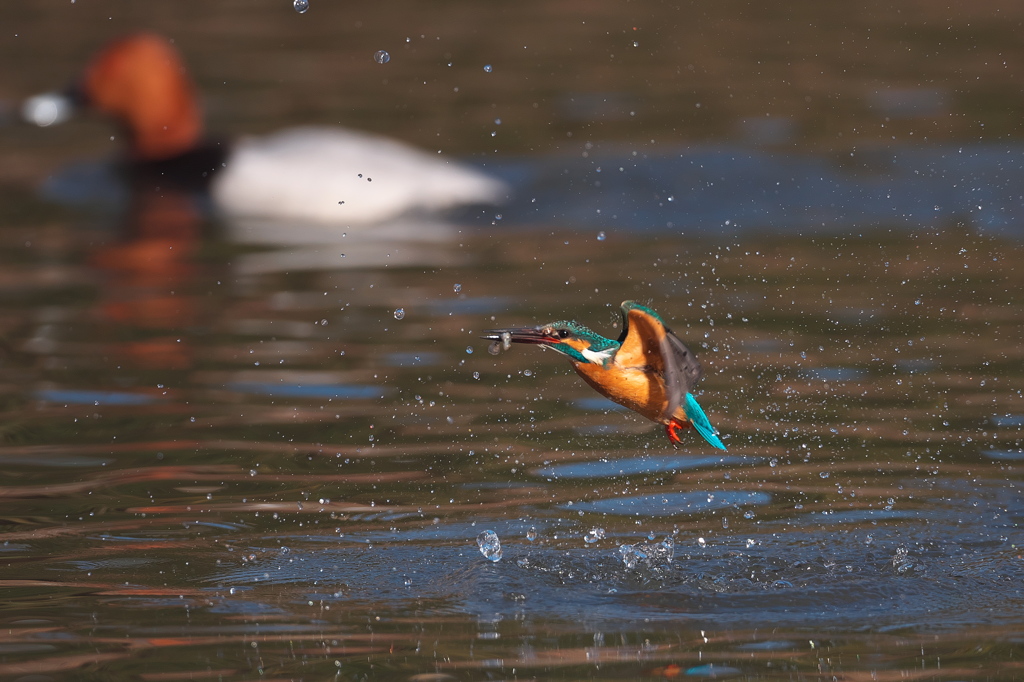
[88,189,202,370]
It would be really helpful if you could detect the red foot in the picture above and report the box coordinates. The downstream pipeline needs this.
[665,419,693,445]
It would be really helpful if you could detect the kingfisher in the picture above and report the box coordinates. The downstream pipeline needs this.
[483,301,726,449]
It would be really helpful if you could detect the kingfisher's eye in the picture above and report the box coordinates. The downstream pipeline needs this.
[556,329,570,339]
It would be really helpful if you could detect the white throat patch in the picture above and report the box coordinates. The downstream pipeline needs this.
[580,347,614,364]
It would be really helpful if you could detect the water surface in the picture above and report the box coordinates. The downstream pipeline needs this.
[1,1,1023,679]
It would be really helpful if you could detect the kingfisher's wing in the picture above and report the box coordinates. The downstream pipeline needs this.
[617,301,703,421]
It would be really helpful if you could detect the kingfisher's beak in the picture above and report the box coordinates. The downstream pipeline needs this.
[481,327,557,350]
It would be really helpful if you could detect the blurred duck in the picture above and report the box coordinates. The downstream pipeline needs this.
[22,33,508,225]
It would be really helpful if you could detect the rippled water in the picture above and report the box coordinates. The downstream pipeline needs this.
[3,1,1024,679]
[1,217,1021,678]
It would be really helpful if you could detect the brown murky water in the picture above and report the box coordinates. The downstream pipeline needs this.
[1,1,1023,680]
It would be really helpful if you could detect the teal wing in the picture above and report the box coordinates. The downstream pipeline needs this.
[683,392,726,450]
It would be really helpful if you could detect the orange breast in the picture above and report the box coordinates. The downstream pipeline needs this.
[572,362,671,424]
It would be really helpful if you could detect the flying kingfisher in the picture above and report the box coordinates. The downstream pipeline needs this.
[483,301,726,449]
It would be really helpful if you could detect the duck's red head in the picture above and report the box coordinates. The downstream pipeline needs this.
[81,33,203,161]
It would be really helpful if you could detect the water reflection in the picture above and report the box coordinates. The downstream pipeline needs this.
[536,455,751,479]
[3,2,1024,678]
[493,144,1024,236]
[567,491,772,517]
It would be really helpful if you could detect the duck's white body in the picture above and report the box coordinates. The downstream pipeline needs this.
[211,126,508,225]
[26,34,508,230]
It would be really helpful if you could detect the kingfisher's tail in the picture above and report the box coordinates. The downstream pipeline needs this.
[683,393,726,450]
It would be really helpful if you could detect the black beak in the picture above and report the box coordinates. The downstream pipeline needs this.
[481,327,558,350]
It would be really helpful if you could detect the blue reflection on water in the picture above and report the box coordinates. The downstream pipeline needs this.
[536,455,752,479]
[685,664,742,678]
[573,397,629,412]
[789,509,926,524]
[566,491,771,516]
[989,415,1024,427]
[983,449,1024,461]
[226,382,387,399]
[33,389,158,405]
[492,144,1024,236]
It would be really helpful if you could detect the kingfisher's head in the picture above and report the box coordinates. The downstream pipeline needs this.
[482,320,618,364]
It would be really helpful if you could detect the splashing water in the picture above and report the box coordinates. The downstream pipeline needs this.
[477,530,502,562]
[892,546,916,574]
[584,528,606,544]
[618,536,674,569]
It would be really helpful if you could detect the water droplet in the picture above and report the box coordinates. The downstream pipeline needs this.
[596,231,606,241]
[393,308,405,320]
[472,371,481,380]
[374,50,390,64]
[487,341,501,356]
[483,64,493,73]
[526,527,537,541]
[453,283,462,293]
[465,346,474,354]
[523,369,532,377]
[584,527,606,544]
[476,530,502,562]
[618,535,674,569]
[819,471,830,479]
[697,537,707,547]
[293,0,309,13]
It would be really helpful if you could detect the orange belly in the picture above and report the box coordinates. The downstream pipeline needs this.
[572,362,684,425]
